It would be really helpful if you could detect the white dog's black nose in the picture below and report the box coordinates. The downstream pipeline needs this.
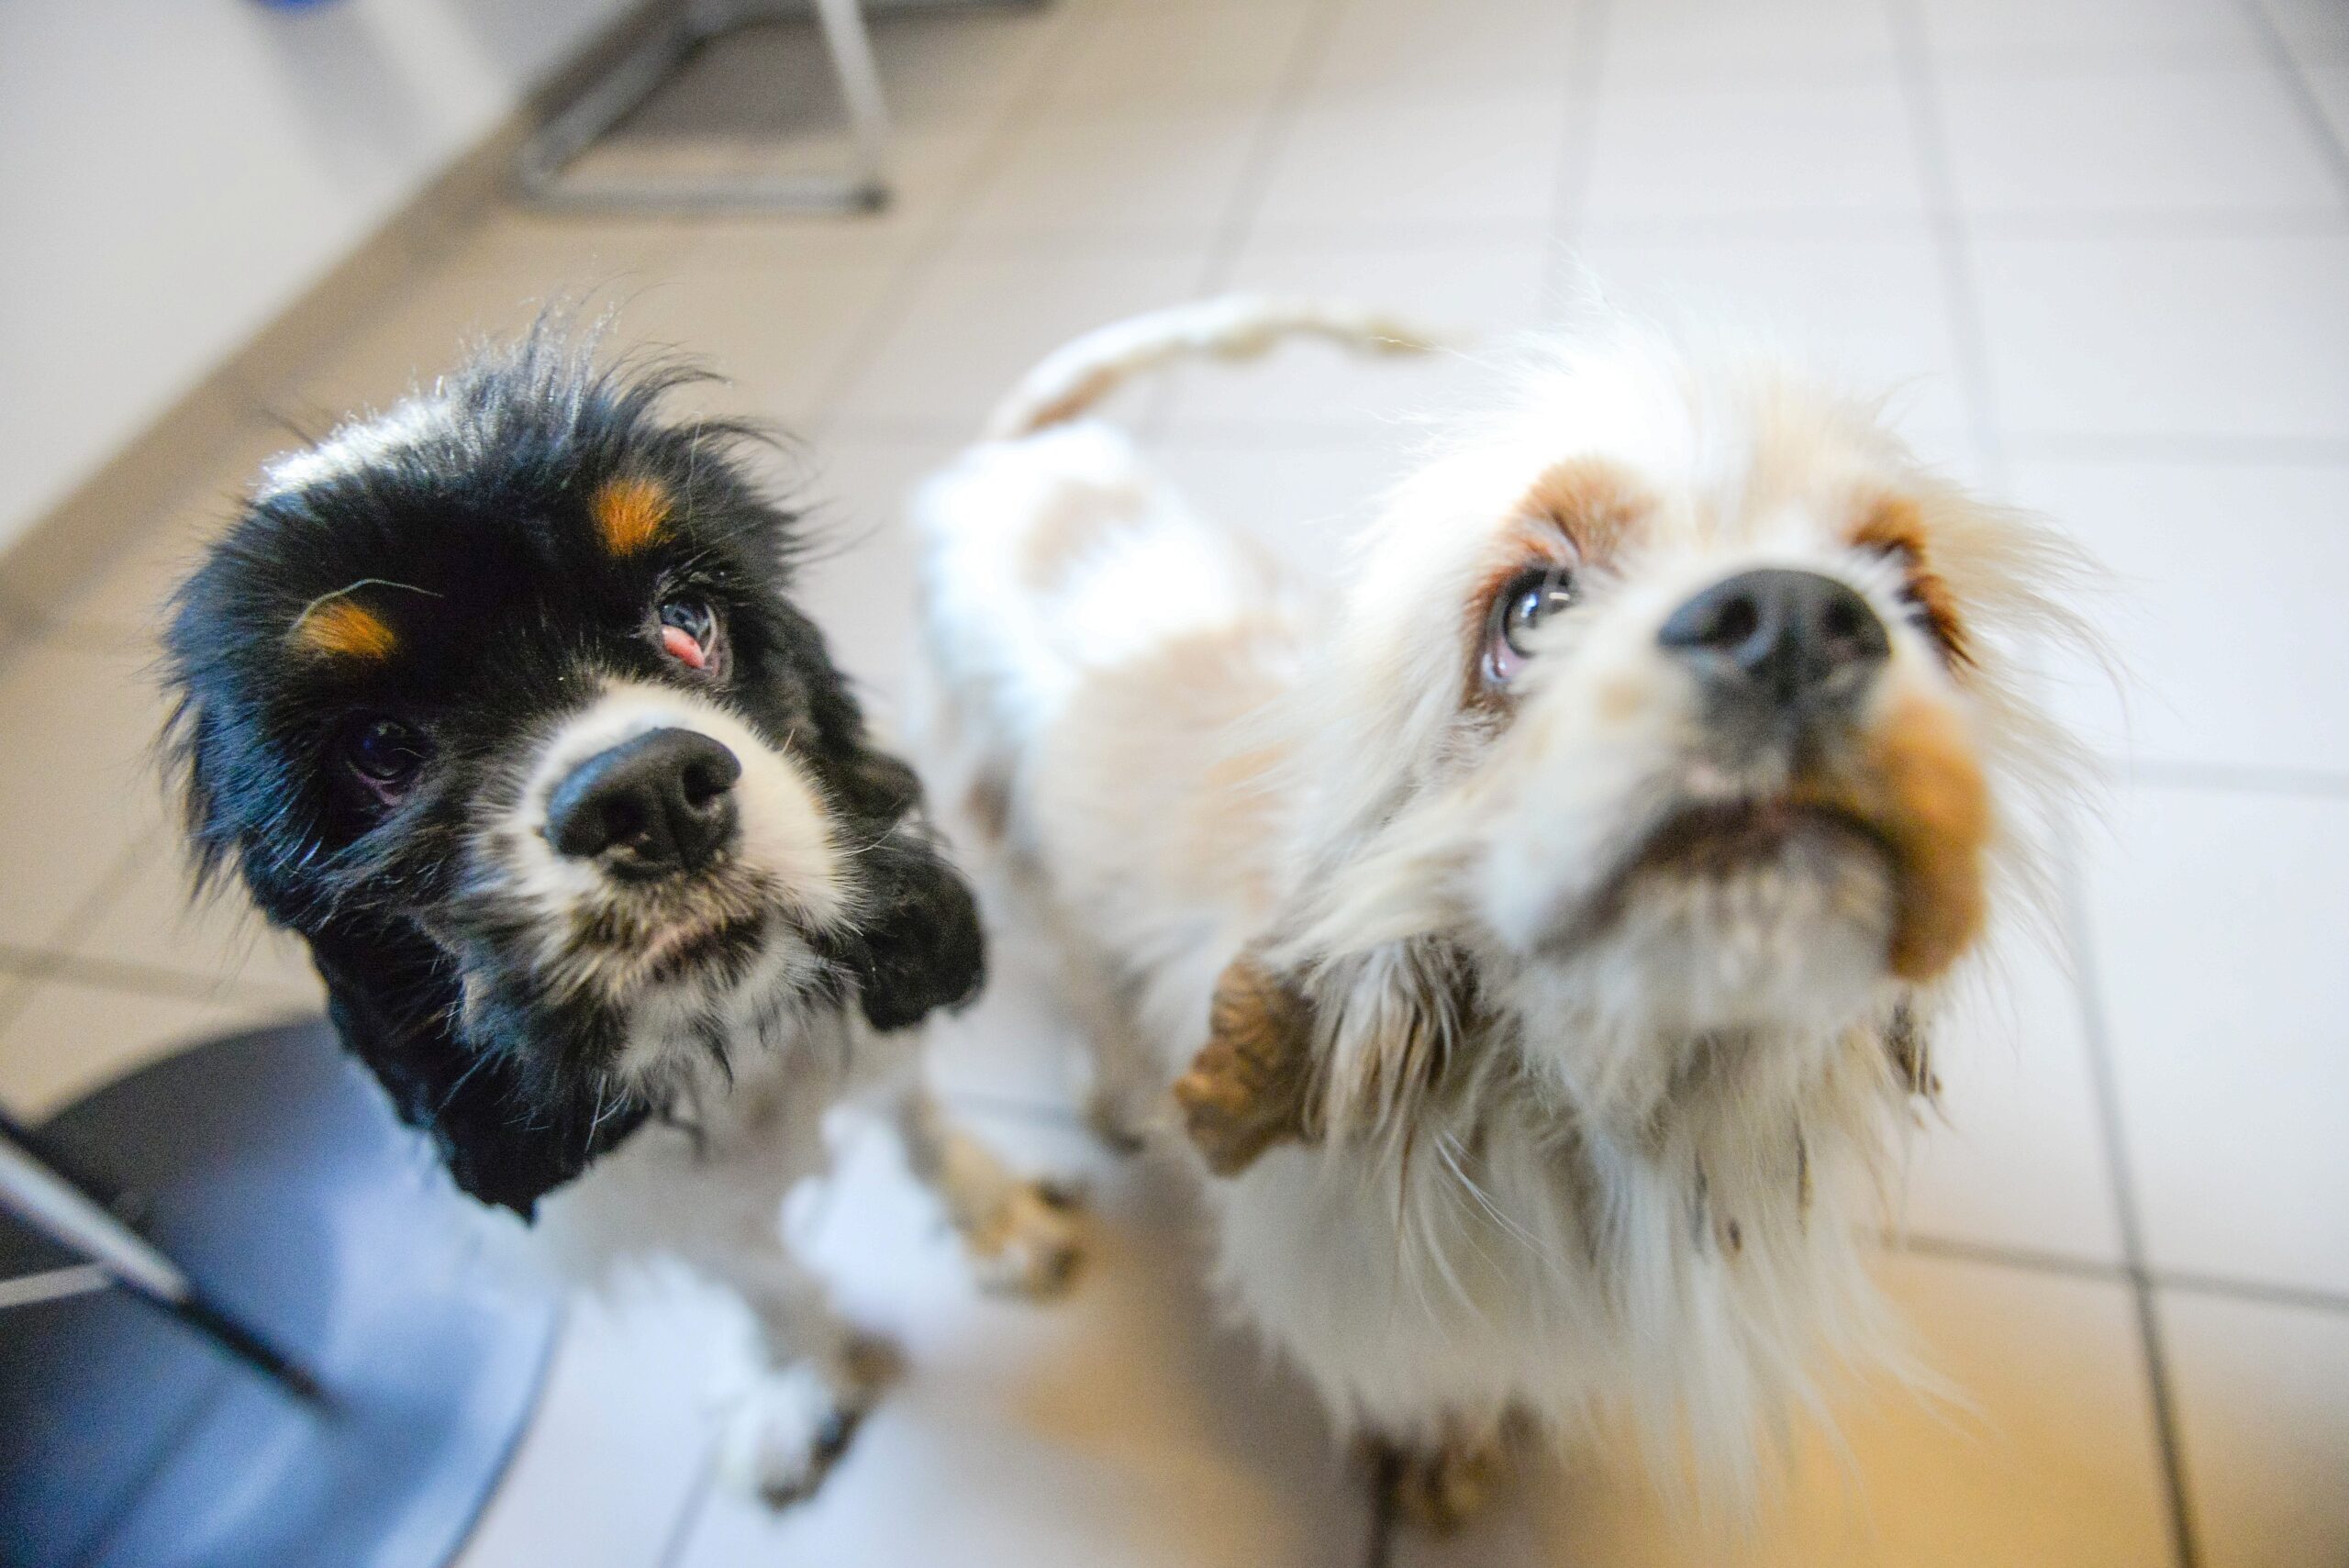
[547,728,741,878]
[1659,568,1888,707]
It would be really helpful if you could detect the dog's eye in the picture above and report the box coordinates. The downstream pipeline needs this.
[346,717,431,800]
[656,598,719,672]
[1485,565,1576,684]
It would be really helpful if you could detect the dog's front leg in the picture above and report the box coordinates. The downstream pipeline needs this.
[700,1241,900,1508]
[894,1087,1083,1297]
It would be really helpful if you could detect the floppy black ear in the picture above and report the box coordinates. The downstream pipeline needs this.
[307,921,649,1218]
[833,822,986,1034]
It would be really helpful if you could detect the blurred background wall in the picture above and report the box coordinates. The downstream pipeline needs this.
[0,0,636,553]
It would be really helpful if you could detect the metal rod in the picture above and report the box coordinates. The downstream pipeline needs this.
[0,1115,327,1405]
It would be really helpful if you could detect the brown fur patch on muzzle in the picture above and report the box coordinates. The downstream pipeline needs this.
[1802,688,1991,982]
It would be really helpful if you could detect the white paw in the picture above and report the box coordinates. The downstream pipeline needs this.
[714,1362,871,1509]
[964,1179,1084,1299]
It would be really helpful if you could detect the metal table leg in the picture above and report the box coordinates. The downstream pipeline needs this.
[518,0,895,214]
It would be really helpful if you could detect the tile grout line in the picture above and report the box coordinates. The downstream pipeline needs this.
[2007,430,2349,464]
[1893,1230,2349,1317]
[798,0,1117,448]
[1189,0,1356,286]
[2235,0,2349,203]
[651,1432,726,1568]
[2061,831,2203,1568]
[2110,756,2349,801]
[1138,0,1360,436]
[1884,0,2007,483]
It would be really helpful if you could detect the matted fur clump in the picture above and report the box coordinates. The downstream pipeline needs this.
[916,297,2093,1524]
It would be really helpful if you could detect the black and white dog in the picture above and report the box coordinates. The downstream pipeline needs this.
[162,330,1079,1503]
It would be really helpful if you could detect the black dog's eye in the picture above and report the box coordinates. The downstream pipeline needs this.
[346,717,431,802]
[1485,565,1576,684]
[655,598,720,673]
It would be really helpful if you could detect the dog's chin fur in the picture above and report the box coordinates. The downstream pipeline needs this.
[916,304,2092,1504]
[162,328,1082,1506]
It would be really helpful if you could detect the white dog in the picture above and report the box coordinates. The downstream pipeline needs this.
[912,297,2088,1526]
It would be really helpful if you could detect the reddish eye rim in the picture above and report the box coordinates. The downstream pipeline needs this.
[655,597,722,673]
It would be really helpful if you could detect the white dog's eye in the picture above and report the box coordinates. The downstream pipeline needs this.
[1485,565,1575,684]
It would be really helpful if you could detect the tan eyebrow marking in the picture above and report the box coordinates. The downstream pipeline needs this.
[1854,495,1973,668]
[289,599,396,661]
[1517,457,1650,562]
[594,475,672,556]
[1462,461,1654,709]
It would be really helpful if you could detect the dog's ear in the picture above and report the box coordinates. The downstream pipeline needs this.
[835,824,986,1033]
[308,921,649,1218]
[1176,939,1472,1177]
[1175,952,1321,1176]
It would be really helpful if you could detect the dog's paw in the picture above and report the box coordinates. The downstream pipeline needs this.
[1367,1428,1510,1536]
[715,1348,894,1509]
[963,1178,1084,1299]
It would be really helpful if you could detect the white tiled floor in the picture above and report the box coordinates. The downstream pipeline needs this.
[4,0,2346,1563]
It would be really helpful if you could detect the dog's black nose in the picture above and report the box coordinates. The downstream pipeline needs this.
[546,728,741,878]
[1658,568,1888,707]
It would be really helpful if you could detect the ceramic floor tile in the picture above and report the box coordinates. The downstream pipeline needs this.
[1916,0,2265,64]
[454,1288,729,1568]
[2084,784,2349,1297]
[413,210,704,296]
[1570,228,1974,437]
[274,253,619,428]
[669,1117,1366,1568]
[1044,0,1317,113]
[0,976,284,1119]
[1974,230,2349,442]
[1402,1255,2173,1568]
[1163,237,1558,434]
[612,252,910,428]
[1899,918,2125,1264]
[2011,459,2349,774]
[1600,0,1898,85]
[1940,64,2345,217]
[1305,0,1584,99]
[2161,1289,2349,1568]
[0,633,176,949]
[64,829,320,1006]
[51,415,298,640]
[858,3,1085,131]
[963,106,1267,243]
[1582,82,1925,224]
[685,126,996,274]
[831,237,1213,428]
[1248,90,1571,239]
[787,431,958,710]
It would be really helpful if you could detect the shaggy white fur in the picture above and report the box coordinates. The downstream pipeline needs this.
[914,296,2090,1517]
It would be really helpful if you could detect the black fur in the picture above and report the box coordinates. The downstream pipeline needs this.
[162,329,983,1216]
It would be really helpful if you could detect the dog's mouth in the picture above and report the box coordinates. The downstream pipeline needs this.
[1631,795,1888,882]
[1539,695,1992,986]
[1535,791,1898,963]
[560,866,786,994]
